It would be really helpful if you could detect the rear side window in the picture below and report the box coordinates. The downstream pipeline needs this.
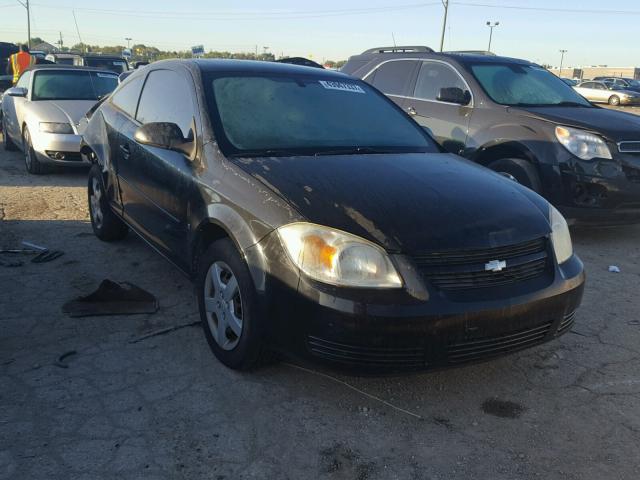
[414,62,467,101]
[136,69,195,137]
[580,82,595,88]
[110,75,144,118]
[367,60,417,96]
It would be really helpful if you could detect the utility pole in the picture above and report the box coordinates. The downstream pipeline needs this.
[57,31,63,51]
[439,0,449,52]
[559,49,567,77]
[486,21,499,52]
[16,0,31,48]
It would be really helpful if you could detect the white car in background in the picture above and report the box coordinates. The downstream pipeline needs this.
[1,65,118,174]
[573,80,640,106]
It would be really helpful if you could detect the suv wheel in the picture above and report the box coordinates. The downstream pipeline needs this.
[197,238,268,370]
[88,164,128,241]
[488,158,541,192]
[608,95,620,106]
[23,128,45,174]
[2,117,17,151]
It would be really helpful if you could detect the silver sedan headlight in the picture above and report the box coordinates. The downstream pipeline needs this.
[549,205,573,264]
[39,122,74,134]
[277,222,402,288]
[555,126,612,160]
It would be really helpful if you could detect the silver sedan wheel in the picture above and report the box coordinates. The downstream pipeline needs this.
[204,260,243,351]
[23,130,32,169]
[90,177,104,229]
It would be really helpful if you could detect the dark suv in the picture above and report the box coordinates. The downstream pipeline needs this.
[343,46,640,225]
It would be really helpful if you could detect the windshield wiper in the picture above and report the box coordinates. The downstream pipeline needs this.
[551,101,592,107]
[228,148,301,158]
[313,146,408,156]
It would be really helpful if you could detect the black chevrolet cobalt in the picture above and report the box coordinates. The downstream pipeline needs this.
[81,59,585,372]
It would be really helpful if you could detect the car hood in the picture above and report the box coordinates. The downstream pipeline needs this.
[512,105,640,141]
[233,153,551,254]
[27,99,97,127]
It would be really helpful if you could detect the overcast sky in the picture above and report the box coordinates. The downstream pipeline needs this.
[3,0,639,66]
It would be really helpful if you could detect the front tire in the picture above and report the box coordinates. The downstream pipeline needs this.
[608,95,620,106]
[197,238,267,370]
[88,164,128,241]
[488,158,542,192]
[23,127,44,174]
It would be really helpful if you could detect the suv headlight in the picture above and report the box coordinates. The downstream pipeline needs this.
[549,205,572,264]
[39,122,73,134]
[555,126,612,160]
[277,222,402,288]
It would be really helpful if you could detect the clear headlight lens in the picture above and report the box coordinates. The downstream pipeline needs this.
[277,222,403,288]
[39,122,74,134]
[555,126,612,160]
[549,205,573,264]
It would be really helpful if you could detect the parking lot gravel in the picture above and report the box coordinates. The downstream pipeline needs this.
[1,132,640,479]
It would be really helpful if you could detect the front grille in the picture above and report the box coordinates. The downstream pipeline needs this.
[307,336,426,369]
[618,141,640,153]
[413,238,548,291]
[447,322,552,364]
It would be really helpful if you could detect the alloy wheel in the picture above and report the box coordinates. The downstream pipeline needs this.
[90,177,104,229]
[23,130,32,169]
[204,260,243,351]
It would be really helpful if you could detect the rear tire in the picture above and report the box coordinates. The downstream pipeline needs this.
[2,117,17,151]
[608,95,620,106]
[23,127,45,174]
[488,158,542,192]
[88,164,128,241]
[197,238,269,370]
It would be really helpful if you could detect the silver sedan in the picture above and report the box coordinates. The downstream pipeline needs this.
[1,65,118,174]
[573,80,640,106]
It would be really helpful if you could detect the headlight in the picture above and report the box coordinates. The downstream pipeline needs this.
[277,222,403,288]
[555,126,612,160]
[39,122,73,134]
[549,205,572,264]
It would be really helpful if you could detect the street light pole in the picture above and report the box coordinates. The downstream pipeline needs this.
[559,49,567,77]
[125,37,132,49]
[486,21,499,52]
[439,0,449,52]
[16,0,31,48]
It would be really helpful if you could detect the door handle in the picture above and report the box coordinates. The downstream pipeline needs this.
[119,143,130,160]
[407,106,417,116]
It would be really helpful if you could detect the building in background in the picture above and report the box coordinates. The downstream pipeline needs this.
[549,66,640,81]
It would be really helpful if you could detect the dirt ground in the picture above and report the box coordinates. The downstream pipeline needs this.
[1,132,640,480]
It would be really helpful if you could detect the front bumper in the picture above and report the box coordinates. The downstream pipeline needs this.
[253,234,585,373]
[31,131,89,166]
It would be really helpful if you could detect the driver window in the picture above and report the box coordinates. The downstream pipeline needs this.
[414,62,467,102]
[16,71,31,90]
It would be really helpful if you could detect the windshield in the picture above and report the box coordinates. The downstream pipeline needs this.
[206,74,438,156]
[84,57,128,74]
[469,63,592,107]
[628,79,640,87]
[32,70,119,101]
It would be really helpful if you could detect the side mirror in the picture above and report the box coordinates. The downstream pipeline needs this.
[134,122,195,158]
[437,87,471,105]
[6,87,27,97]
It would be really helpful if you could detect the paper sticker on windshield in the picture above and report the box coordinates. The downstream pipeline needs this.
[318,80,365,94]
[97,73,117,78]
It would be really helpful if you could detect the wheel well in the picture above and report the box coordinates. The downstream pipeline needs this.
[191,222,231,277]
[474,143,536,168]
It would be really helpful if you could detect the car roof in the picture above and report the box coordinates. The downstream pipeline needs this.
[153,58,352,78]
[24,64,119,74]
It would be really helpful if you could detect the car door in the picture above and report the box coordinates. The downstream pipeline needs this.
[119,68,199,263]
[363,59,420,111]
[404,61,473,154]
[4,70,31,144]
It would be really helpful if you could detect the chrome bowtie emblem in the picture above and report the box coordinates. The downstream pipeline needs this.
[485,259,507,272]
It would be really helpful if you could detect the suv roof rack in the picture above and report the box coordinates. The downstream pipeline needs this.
[361,46,434,54]
[444,50,496,56]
